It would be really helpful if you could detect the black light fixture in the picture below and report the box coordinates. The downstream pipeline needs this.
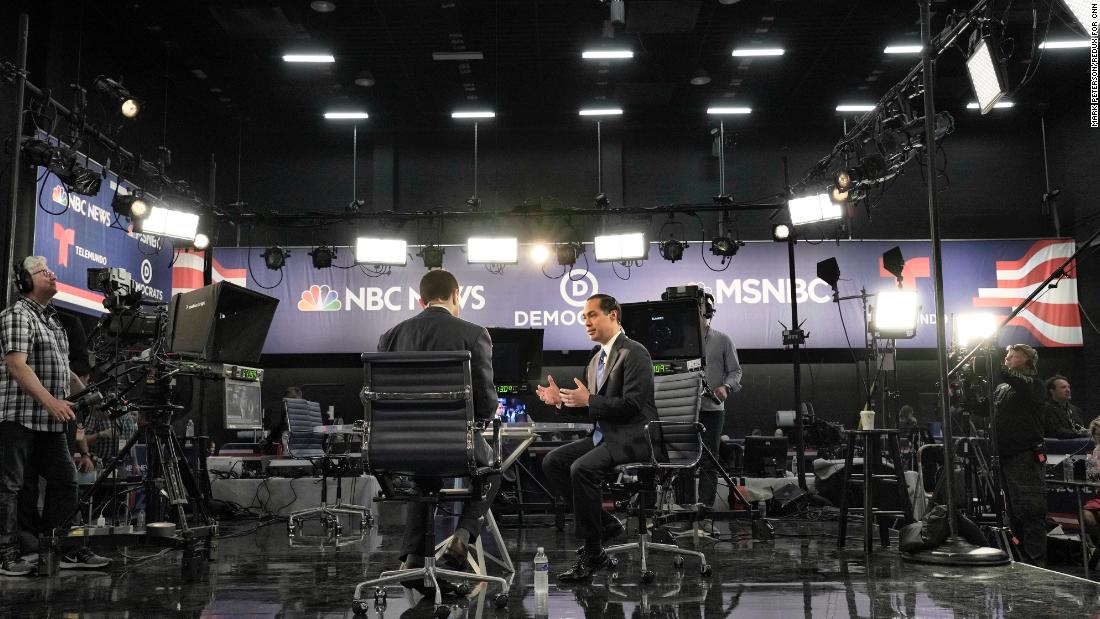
[709,236,743,258]
[556,242,584,267]
[93,76,140,119]
[309,245,337,269]
[21,138,102,196]
[111,193,149,220]
[353,70,376,87]
[832,153,888,202]
[262,246,289,270]
[772,223,791,242]
[418,244,445,269]
[689,68,711,86]
[658,235,688,263]
[882,246,906,286]
[816,257,841,294]
[593,193,610,208]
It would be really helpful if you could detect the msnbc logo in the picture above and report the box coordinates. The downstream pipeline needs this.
[298,284,342,312]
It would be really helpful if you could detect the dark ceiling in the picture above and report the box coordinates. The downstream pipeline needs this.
[29,0,1090,132]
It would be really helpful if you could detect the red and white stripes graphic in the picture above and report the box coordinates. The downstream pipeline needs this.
[973,239,1082,347]
[172,250,248,295]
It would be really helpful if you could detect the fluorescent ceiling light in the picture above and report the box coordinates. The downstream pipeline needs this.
[836,104,876,112]
[966,38,1007,115]
[582,50,634,59]
[282,54,335,63]
[356,238,407,266]
[966,101,1014,109]
[707,107,752,115]
[731,48,785,57]
[1039,40,1091,49]
[871,290,920,338]
[432,51,484,61]
[594,233,647,262]
[883,45,923,54]
[452,111,496,119]
[324,112,369,119]
[955,312,998,347]
[788,193,842,226]
[139,206,200,241]
[578,108,623,116]
[467,237,518,264]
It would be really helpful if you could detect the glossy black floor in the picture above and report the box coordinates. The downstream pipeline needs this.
[2,514,1100,618]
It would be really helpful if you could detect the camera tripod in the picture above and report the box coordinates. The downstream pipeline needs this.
[49,405,218,579]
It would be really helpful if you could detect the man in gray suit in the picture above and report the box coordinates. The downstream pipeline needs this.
[537,293,658,582]
[377,269,501,581]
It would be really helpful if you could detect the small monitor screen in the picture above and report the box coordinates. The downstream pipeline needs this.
[487,328,544,387]
[496,397,527,424]
[225,380,263,430]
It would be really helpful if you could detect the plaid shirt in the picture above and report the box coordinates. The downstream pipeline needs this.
[0,296,72,432]
[85,412,138,462]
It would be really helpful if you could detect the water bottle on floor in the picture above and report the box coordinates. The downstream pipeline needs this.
[533,546,549,592]
[534,546,549,617]
[185,420,195,438]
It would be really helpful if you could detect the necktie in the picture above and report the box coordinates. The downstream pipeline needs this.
[592,350,606,445]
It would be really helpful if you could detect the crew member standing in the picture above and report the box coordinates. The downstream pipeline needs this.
[1,257,109,576]
[993,344,1049,566]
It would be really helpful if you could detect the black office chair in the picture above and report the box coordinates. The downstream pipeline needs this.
[351,351,509,617]
[283,398,372,537]
[605,372,711,583]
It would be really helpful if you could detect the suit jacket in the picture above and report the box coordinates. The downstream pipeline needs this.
[377,306,498,422]
[565,332,659,464]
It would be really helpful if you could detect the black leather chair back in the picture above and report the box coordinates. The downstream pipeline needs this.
[284,398,325,459]
[653,372,703,465]
[361,351,476,478]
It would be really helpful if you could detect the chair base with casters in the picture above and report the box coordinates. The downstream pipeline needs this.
[351,493,510,617]
[605,465,711,584]
[434,508,515,575]
[286,463,374,539]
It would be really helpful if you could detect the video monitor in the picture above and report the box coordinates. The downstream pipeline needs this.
[496,396,527,424]
[166,281,279,364]
[620,298,703,360]
[225,380,263,430]
[743,436,789,477]
[486,328,544,387]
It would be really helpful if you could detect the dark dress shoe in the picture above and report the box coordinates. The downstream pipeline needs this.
[441,537,468,571]
[556,550,610,583]
[575,518,626,556]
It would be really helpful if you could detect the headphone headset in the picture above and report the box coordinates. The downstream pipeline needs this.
[702,292,716,319]
[13,256,33,294]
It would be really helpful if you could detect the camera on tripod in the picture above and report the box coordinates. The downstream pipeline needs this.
[87,267,142,312]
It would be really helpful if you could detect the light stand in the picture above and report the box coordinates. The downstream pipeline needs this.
[780,156,808,491]
[904,0,1008,565]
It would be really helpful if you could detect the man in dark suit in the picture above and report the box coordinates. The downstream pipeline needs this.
[377,269,501,579]
[537,293,658,582]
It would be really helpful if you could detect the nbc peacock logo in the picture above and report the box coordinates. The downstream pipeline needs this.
[297,284,342,312]
[51,185,68,206]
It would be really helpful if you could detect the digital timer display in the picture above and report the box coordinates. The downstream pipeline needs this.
[496,385,518,394]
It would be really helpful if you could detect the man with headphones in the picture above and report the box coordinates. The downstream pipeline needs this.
[0,256,110,576]
[693,292,742,535]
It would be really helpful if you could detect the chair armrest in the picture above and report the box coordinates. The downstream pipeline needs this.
[643,420,706,469]
[475,418,503,471]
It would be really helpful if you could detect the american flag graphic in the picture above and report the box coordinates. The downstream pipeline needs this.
[172,250,248,295]
[972,239,1081,347]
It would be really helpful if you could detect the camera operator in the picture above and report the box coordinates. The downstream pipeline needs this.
[993,344,1048,567]
[1,257,110,576]
[693,297,741,534]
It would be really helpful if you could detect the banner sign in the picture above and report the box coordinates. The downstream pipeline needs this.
[31,156,173,316]
[170,238,1080,354]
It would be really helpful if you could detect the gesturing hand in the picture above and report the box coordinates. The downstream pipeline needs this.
[535,374,563,407]
[559,378,591,408]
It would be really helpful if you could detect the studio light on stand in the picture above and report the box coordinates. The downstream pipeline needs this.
[869,290,920,340]
[191,232,211,251]
[262,246,289,270]
[418,244,445,270]
[309,245,337,269]
[93,76,140,119]
[954,312,997,349]
[965,32,1008,115]
[594,232,646,263]
[356,238,407,266]
[21,138,102,196]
